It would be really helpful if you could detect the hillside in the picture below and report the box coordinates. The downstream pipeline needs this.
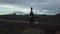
[0,13,60,24]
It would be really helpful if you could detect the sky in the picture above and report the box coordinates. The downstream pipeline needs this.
[0,0,60,15]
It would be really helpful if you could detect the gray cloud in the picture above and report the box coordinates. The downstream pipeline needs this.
[0,0,60,9]
[0,0,60,15]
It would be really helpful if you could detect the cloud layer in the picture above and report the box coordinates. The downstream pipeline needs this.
[0,0,60,15]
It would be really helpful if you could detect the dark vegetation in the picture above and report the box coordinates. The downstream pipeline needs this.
[0,13,60,34]
[0,13,60,24]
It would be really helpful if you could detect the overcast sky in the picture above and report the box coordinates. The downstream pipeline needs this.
[0,0,60,15]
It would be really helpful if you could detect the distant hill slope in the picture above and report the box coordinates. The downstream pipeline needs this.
[0,13,60,24]
[0,14,29,21]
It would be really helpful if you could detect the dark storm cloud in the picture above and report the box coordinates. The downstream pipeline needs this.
[0,0,60,15]
[0,0,46,8]
[0,0,57,8]
[0,0,57,9]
